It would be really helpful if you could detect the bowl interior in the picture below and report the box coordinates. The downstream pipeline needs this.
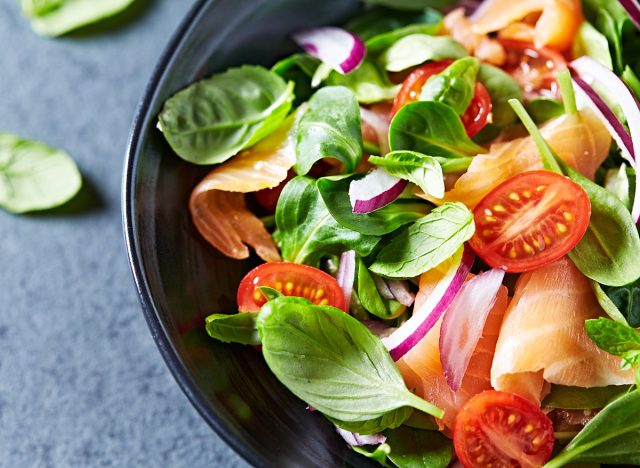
[124,0,377,466]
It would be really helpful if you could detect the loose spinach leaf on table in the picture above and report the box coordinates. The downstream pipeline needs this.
[294,86,362,175]
[0,132,82,213]
[476,64,524,128]
[356,258,405,320]
[256,296,444,431]
[368,150,444,198]
[389,101,485,158]
[384,426,453,468]
[205,312,260,346]
[272,53,321,107]
[542,384,631,410]
[380,34,467,72]
[370,202,475,278]
[21,0,136,37]
[420,57,479,115]
[325,61,399,104]
[159,66,294,165]
[345,6,442,41]
[274,176,379,266]
[317,175,431,236]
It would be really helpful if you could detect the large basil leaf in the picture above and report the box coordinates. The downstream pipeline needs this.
[274,176,379,266]
[294,86,362,175]
[326,61,399,104]
[205,313,260,346]
[369,151,444,198]
[366,22,442,55]
[316,175,431,236]
[272,53,321,107]
[0,132,81,213]
[361,0,458,11]
[380,34,467,72]
[542,385,631,410]
[389,101,485,158]
[384,426,453,468]
[544,390,640,467]
[477,64,524,128]
[345,6,442,41]
[356,259,406,320]
[256,296,444,430]
[21,0,135,36]
[421,57,479,115]
[370,202,474,278]
[158,66,294,165]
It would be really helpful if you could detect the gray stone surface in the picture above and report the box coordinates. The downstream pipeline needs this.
[0,1,248,466]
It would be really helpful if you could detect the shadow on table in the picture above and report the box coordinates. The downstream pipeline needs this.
[27,174,106,218]
[66,0,157,38]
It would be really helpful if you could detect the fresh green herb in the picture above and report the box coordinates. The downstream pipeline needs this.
[331,408,413,436]
[572,21,614,70]
[603,280,640,328]
[158,66,294,165]
[544,390,640,467]
[604,164,631,209]
[384,426,453,468]
[272,54,321,107]
[257,286,283,302]
[586,317,640,383]
[274,176,379,266]
[591,281,631,325]
[622,66,640,100]
[345,6,442,41]
[326,61,399,104]
[356,259,406,320]
[542,384,631,410]
[369,150,445,199]
[353,444,392,467]
[316,175,430,236]
[477,64,524,128]
[0,132,81,213]
[366,22,442,55]
[526,98,565,124]
[370,202,474,278]
[294,86,362,175]
[380,34,467,72]
[361,0,458,11]
[256,296,444,431]
[205,312,260,346]
[420,57,480,115]
[557,70,578,115]
[389,101,485,158]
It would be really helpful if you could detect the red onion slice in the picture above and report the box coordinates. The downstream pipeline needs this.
[293,27,365,75]
[382,245,475,361]
[336,250,356,309]
[349,167,408,214]
[372,275,395,300]
[439,268,505,392]
[618,0,640,30]
[335,427,387,446]
[386,279,415,307]
[360,106,391,156]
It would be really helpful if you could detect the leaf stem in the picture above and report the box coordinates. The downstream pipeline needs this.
[406,392,445,419]
[558,70,578,115]
[363,140,382,156]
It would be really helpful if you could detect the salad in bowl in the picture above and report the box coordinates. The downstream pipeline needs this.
[155,0,640,466]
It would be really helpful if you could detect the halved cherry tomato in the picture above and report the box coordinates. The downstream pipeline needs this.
[469,171,590,273]
[498,39,567,100]
[391,60,492,137]
[237,262,347,312]
[454,390,555,468]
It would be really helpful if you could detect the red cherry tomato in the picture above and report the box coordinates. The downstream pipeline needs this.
[469,171,591,273]
[454,391,555,468]
[237,262,347,312]
[391,60,492,137]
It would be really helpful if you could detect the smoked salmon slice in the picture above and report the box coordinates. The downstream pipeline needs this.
[491,257,635,405]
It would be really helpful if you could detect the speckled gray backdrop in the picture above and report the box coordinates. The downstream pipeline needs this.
[0,1,248,466]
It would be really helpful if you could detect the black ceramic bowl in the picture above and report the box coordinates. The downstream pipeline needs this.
[123,0,378,466]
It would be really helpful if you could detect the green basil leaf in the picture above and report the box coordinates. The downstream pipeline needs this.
[0,132,81,213]
[370,202,474,278]
[604,280,640,328]
[21,0,135,36]
[361,0,458,11]
[389,101,485,158]
[369,151,444,199]
[345,6,442,41]
[542,384,631,410]
[274,176,379,266]
[420,57,479,115]
[329,408,413,435]
[544,390,640,467]
[272,53,321,107]
[158,66,294,165]
[477,64,524,128]
[356,259,406,320]
[591,281,630,325]
[526,98,565,124]
[384,426,453,468]
[585,317,640,356]
[294,86,362,175]
[353,444,392,467]
[326,61,399,104]
[317,175,430,236]
[257,296,444,425]
[572,21,614,70]
[366,22,442,55]
[205,313,260,346]
[380,34,467,72]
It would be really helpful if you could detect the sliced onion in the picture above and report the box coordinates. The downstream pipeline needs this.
[439,268,505,392]
[336,250,356,308]
[618,0,640,30]
[382,245,475,361]
[363,320,396,339]
[386,279,415,307]
[349,167,408,214]
[335,427,387,446]
[372,275,395,300]
[360,106,391,155]
[293,27,365,75]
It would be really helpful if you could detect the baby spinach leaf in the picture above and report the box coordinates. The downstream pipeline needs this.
[0,132,81,213]
[326,61,399,104]
[353,444,392,467]
[544,390,640,467]
[274,176,379,266]
[356,259,406,320]
[542,384,631,410]
[21,0,136,36]
[345,6,442,41]
[389,101,485,158]
[330,408,413,435]
[272,53,321,107]
[205,313,260,346]
[573,20,614,70]
[366,22,442,55]
[384,426,453,468]
[316,175,430,236]
[361,0,458,11]
[420,57,479,115]
[477,64,524,128]
[295,86,362,175]
[526,98,564,124]
[158,66,294,165]
[380,34,467,72]
[369,151,444,199]
[370,202,474,278]
[604,280,640,328]
[256,296,444,428]
[591,281,630,325]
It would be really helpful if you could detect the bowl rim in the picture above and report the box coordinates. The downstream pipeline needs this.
[121,1,263,466]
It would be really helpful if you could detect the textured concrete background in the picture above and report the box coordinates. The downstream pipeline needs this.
[0,1,248,466]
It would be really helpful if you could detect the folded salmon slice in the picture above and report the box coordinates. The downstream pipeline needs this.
[491,257,635,405]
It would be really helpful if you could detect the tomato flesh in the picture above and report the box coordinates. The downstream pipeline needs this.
[454,390,555,468]
[469,171,590,273]
[237,262,347,312]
